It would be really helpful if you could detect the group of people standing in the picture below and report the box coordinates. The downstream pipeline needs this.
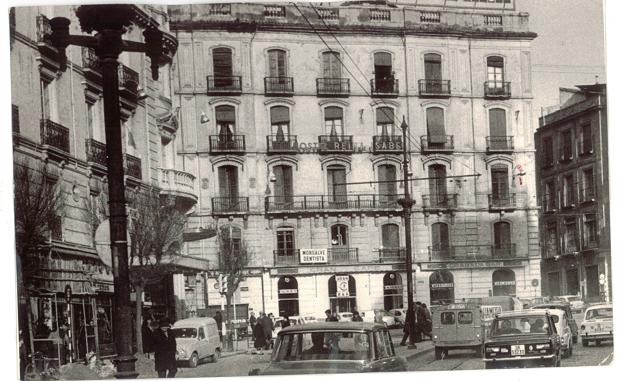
[249,312,277,354]
[401,302,432,346]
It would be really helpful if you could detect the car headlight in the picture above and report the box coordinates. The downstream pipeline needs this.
[581,325,586,330]
[486,347,500,353]
[535,344,551,349]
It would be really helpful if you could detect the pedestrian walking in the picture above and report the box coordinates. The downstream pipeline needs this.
[351,311,363,322]
[281,314,291,329]
[142,314,155,358]
[421,303,432,340]
[253,318,266,355]
[400,304,416,346]
[261,312,274,349]
[152,317,177,378]
[214,311,223,342]
[325,309,339,322]
[249,312,257,340]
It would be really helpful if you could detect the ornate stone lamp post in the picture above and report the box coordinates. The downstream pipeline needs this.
[48,5,177,378]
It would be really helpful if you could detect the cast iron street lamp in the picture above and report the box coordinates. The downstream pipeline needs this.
[48,5,177,378]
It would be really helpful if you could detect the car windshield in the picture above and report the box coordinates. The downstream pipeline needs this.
[491,316,549,336]
[172,327,197,338]
[586,308,613,320]
[274,331,371,362]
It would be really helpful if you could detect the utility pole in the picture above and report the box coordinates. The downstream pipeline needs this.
[397,117,416,349]
[48,5,176,378]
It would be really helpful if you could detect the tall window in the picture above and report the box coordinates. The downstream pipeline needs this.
[542,136,554,166]
[490,165,510,201]
[582,168,595,201]
[564,218,578,253]
[426,107,446,148]
[424,53,442,93]
[327,165,347,205]
[218,165,239,204]
[325,106,343,138]
[545,223,558,258]
[381,224,400,249]
[489,108,508,149]
[562,174,575,207]
[273,165,293,206]
[431,223,450,259]
[267,49,287,78]
[377,164,397,204]
[493,221,512,258]
[544,180,556,211]
[581,123,593,154]
[374,52,393,92]
[213,47,233,86]
[322,51,341,78]
[487,56,504,87]
[376,107,395,138]
[428,164,447,206]
[583,214,598,249]
[270,106,290,148]
[561,130,573,160]
[41,80,51,119]
[330,225,349,262]
[276,229,295,257]
[215,105,235,149]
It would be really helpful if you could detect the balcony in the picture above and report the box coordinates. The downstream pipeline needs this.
[267,135,298,154]
[125,154,142,180]
[371,79,399,98]
[372,135,403,154]
[207,75,242,95]
[212,197,249,214]
[85,139,107,167]
[484,81,511,99]
[542,194,557,213]
[418,80,451,97]
[580,187,596,203]
[316,78,350,97]
[427,244,519,261]
[420,135,454,154]
[40,119,70,153]
[273,250,300,266]
[118,64,139,101]
[486,136,514,153]
[36,15,58,59]
[318,135,354,154]
[378,247,406,263]
[209,135,246,154]
[12,105,19,134]
[272,248,360,266]
[264,77,294,96]
[421,194,458,211]
[265,194,402,214]
[82,48,102,81]
[328,248,359,264]
[160,168,198,205]
[488,193,518,212]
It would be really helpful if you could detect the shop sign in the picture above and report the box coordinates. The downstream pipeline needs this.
[240,286,249,292]
[279,289,298,294]
[336,275,350,297]
[420,260,524,271]
[431,283,454,289]
[384,285,403,291]
[300,249,328,264]
[493,281,516,286]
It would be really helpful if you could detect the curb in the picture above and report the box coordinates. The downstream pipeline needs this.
[403,346,434,361]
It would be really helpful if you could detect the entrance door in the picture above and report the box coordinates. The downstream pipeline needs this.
[566,269,580,295]
[328,275,357,313]
[278,276,299,317]
[383,273,403,310]
[492,269,516,296]
[429,270,455,305]
[548,271,561,296]
[585,265,600,300]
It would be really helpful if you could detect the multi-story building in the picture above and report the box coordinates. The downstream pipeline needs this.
[535,84,610,302]
[10,4,203,360]
[169,0,540,318]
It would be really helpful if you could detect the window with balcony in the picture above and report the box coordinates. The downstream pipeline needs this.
[212,105,243,152]
[273,165,294,208]
[493,221,512,258]
[420,53,449,96]
[323,51,341,79]
[41,79,53,120]
[580,123,593,155]
[269,106,294,152]
[431,223,450,259]
[487,108,512,151]
[373,107,401,153]
[425,107,450,150]
[560,129,573,161]
[217,165,240,211]
[209,47,240,92]
[320,106,352,153]
[581,168,595,202]
[490,164,510,207]
[266,49,292,95]
[486,56,505,93]
[583,214,598,250]
[325,106,343,137]
[373,52,397,95]
[428,164,447,207]
[318,51,349,96]
[542,136,554,167]
[327,165,347,207]
[331,224,348,247]
[276,229,296,264]
[377,164,397,206]
[563,218,578,253]
[544,180,556,212]
[380,224,401,260]
[544,223,559,258]
[562,174,575,208]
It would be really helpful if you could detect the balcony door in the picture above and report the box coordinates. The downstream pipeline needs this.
[273,165,293,207]
[424,53,442,93]
[431,223,450,259]
[270,106,291,149]
[426,107,446,148]
[213,47,233,86]
[218,165,239,210]
[428,164,447,206]
[268,49,287,78]
[330,224,349,261]
[377,107,395,138]
[492,269,516,296]
[327,165,347,207]
[378,164,397,206]
[216,105,235,149]
[276,230,295,265]
[323,51,341,78]
[493,221,512,258]
[325,106,343,144]
[374,52,393,92]
[489,108,507,149]
[487,56,504,88]
[381,224,400,259]
[490,165,510,204]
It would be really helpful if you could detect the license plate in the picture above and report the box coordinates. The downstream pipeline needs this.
[510,345,525,356]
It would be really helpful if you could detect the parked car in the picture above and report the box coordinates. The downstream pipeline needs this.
[389,308,407,327]
[432,302,488,359]
[531,302,578,344]
[302,315,318,324]
[339,312,353,322]
[554,295,586,313]
[483,310,562,369]
[546,309,573,357]
[249,322,407,375]
[580,304,613,347]
[172,317,222,368]
[360,309,397,328]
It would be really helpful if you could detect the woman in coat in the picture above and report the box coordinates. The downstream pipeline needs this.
[153,317,177,378]
[253,319,266,355]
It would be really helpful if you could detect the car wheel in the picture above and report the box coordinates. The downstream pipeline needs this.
[188,352,199,368]
[212,348,221,363]
[434,347,445,360]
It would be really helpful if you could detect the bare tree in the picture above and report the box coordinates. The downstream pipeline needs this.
[217,226,252,328]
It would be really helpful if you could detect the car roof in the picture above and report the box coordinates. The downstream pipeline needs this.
[544,309,566,317]
[497,310,548,318]
[278,322,385,333]
[586,304,613,310]
[531,302,570,309]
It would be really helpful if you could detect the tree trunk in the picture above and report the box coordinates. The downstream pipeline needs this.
[134,283,144,354]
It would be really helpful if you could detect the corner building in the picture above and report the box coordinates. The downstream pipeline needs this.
[169,0,541,318]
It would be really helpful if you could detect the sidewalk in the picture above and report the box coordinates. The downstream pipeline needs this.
[394,339,434,361]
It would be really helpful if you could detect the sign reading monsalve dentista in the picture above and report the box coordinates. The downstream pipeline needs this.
[300,248,328,264]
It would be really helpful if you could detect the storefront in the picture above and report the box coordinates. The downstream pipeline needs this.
[492,269,516,296]
[277,276,299,316]
[383,272,403,310]
[328,274,357,313]
[429,270,454,305]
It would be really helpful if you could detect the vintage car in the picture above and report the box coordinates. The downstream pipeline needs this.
[554,295,586,313]
[432,303,489,359]
[531,302,578,343]
[172,317,222,368]
[546,309,573,357]
[389,308,407,327]
[249,322,407,375]
[581,304,613,347]
[483,311,562,369]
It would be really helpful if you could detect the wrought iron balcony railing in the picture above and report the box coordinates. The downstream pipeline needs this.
[421,194,458,210]
[82,47,101,75]
[264,77,294,95]
[328,248,359,264]
[85,139,107,167]
[488,193,517,210]
[212,197,249,214]
[484,81,511,98]
[316,78,350,96]
[318,135,353,154]
[209,135,246,153]
[418,79,451,97]
[125,154,142,180]
[371,79,399,97]
[378,247,406,262]
[273,249,300,266]
[486,136,514,153]
[420,135,454,153]
[372,135,403,154]
[267,135,298,154]
[207,75,242,94]
[265,194,402,212]
[118,64,139,95]
[40,119,70,153]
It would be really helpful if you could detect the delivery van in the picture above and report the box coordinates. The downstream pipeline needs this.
[432,303,488,360]
[172,317,222,368]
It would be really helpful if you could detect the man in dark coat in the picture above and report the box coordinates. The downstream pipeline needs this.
[152,317,177,378]
[260,312,274,349]
[249,312,257,340]
[325,309,339,322]
[400,304,416,346]
[351,311,363,322]
[253,318,266,355]
[214,311,223,342]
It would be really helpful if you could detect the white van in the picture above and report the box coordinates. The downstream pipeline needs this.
[172,317,222,368]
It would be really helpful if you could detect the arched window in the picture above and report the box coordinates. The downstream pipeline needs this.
[429,270,454,305]
[426,107,446,148]
[431,223,450,259]
[278,276,299,316]
[493,221,512,258]
[378,164,397,205]
[492,269,516,296]
[328,274,357,313]
[383,273,403,310]
[214,105,236,151]
[327,165,347,206]
[212,47,233,86]
[428,164,447,207]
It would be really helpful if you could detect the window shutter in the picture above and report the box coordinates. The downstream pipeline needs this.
[426,108,446,143]
[424,54,442,81]
[325,106,343,120]
[213,48,232,77]
[489,108,506,137]
[215,106,235,123]
[374,52,392,66]
[376,107,394,125]
[270,106,290,124]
